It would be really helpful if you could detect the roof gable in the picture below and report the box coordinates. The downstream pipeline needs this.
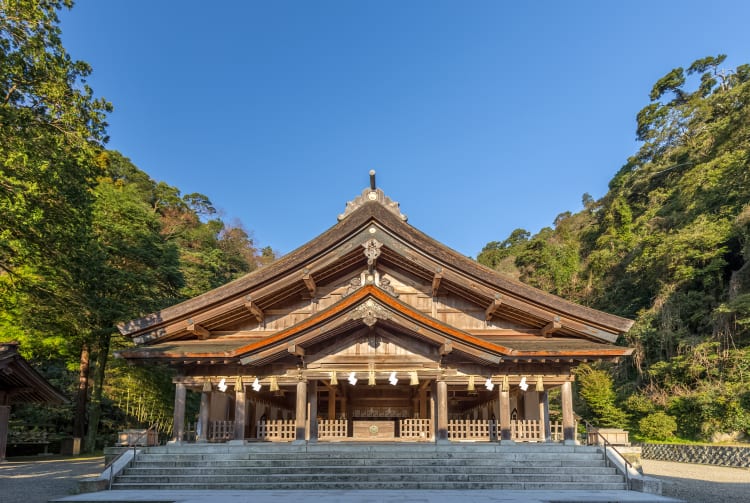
[118,180,633,349]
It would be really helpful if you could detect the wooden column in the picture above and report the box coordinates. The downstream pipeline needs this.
[198,385,211,443]
[561,381,575,444]
[294,379,307,443]
[524,391,540,420]
[541,390,551,442]
[499,387,513,443]
[328,388,337,420]
[307,380,318,442]
[0,404,9,462]
[418,388,427,419]
[233,382,246,442]
[171,382,186,443]
[436,379,448,442]
[429,381,436,440]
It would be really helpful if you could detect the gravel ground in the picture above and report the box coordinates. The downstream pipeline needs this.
[640,459,750,503]
[0,455,103,503]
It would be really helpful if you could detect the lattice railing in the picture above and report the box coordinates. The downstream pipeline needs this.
[550,421,565,442]
[510,420,543,442]
[399,419,431,440]
[318,420,348,439]
[448,420,491,440]
[257,419,296,441]
[208,420,234,442]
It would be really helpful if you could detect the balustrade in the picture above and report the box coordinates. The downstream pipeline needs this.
[257,419,296,441]
[399,419,431,440]
[318,419,348,439]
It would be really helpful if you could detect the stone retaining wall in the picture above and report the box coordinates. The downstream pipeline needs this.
[641,443,750,468]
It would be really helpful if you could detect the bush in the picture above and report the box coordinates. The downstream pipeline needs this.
[639,411,677,441]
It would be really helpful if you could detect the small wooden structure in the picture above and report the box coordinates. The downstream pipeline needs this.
[0,343,67,461]
[118,172,633,445]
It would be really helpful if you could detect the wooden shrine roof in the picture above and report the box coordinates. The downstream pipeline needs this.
[119,189,633,347]
[0,343,68,404]
[118,285,633,364]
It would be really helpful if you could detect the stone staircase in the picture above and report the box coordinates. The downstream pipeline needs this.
[111,442,626,491]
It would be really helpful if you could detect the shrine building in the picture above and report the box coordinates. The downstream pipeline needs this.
[118,172,633,445]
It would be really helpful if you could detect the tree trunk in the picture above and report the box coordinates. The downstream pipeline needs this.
[85,332,111,453]
[72,342,91,444]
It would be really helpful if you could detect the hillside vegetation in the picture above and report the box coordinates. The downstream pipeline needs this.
[478,55,750,442]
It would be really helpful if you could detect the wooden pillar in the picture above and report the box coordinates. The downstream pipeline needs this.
[436,379,448,442]
[499,387,513,443]
[561,381,575,444]
[0,404,10,462]
[429,381,436,440]
[414,388,424,419]
[233,382,246,442]
[171,382,186,443]
[328,388,337,420]
[294,379,307,443]
[308,380,318,442]
[541,390,551,442]
[524,391,540,420]
[198,385,211,442]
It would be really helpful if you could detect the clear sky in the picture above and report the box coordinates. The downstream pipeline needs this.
[59,1,750,258]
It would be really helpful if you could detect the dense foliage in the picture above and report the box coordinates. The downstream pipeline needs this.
[478,55,750,442]
[0,2,273,451]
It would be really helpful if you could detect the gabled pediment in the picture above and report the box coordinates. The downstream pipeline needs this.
[236,285,505,367]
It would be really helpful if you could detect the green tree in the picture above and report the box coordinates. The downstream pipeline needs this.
[575,364,629,428]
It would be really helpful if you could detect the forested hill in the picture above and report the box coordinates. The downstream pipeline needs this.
[478,55,750,442]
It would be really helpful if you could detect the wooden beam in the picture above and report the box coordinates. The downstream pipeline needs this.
[287,344,305,357]
[439,341,453,355]
[186,321,211,340]
[302,269,317,297]
[244,297,264,322]
[432,272,442,297]
[540,319,562,337]
[484,294,503,320]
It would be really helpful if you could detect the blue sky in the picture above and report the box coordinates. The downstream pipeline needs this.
[59,1,750,258]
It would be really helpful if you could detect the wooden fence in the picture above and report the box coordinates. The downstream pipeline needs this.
[399,419,431,440]
[257,419,296,441]
[318,420,348,439]
[448,419,492,440]
[208,420,234,442]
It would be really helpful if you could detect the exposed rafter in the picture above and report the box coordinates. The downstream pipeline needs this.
[432,270,443,297]
[302,269,317,297]
[540,319,562,338]
[288,343,305,357]
[440,341,453,355]
[484,294,503,321]
[244,296,264,323]
[186,321,211,340]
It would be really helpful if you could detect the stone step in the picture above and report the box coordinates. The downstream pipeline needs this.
[116,473,625,484]
[133,452,606,463]
[112,481,627,491]
[115,444,623,491]
[124,465,618,476]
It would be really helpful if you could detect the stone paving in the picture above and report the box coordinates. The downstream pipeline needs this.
[8,455,750,503]
[0,455,103,503]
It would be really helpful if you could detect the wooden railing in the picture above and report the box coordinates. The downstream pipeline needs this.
[208,420,234,442]
[448,419,491,440]
[510,419,544,442]
[318,420,348,439]
[399,419,431,440]
[550,421,564,442]
[257,419,296,441]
